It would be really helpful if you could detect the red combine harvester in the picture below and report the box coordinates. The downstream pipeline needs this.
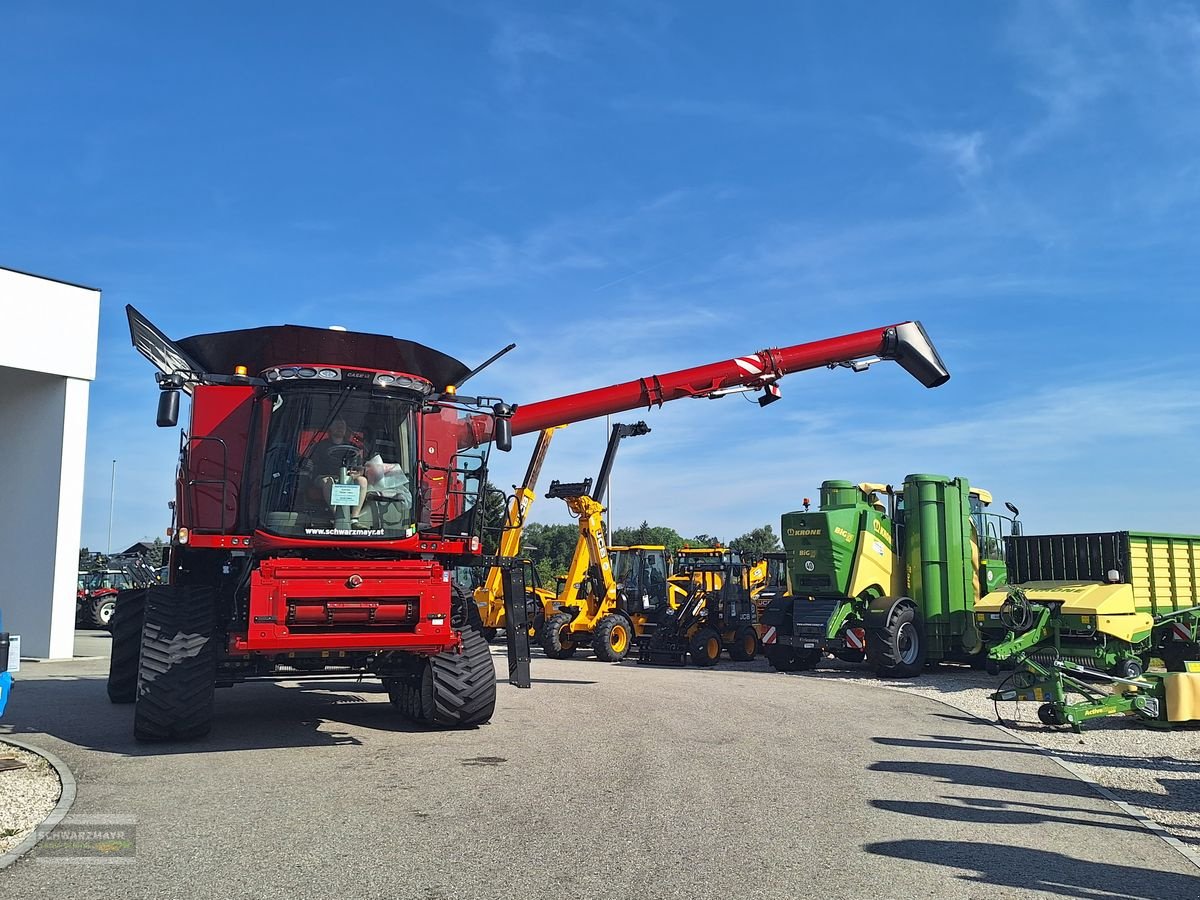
[110,307,949,740]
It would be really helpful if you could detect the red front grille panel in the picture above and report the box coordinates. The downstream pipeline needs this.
[233,558,456,653]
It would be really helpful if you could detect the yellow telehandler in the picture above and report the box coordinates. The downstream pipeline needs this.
[473,428,560,640]
[539,422,680,661]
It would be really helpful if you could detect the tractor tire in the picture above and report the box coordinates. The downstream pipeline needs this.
[107,589,147,704]
[541,612,578,659]
[133,586,219,742]
[764,646,798,672]
[866,601,926,678]
[593,614,633,662]
[88,594,117,630]
[689,627,722,667]
[388,629,497,728]
[728,625,759,662]
[530,609,546,642]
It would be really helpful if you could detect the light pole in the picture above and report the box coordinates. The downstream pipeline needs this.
[107,459,117,555]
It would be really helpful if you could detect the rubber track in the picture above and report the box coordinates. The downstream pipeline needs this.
[107,589,147,703]
[389,629,496,728]
[134,585,218,741]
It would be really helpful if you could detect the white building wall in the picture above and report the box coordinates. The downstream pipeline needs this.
[0,268,99,659]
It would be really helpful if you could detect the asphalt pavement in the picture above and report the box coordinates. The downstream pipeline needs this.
[1,631,1196,899]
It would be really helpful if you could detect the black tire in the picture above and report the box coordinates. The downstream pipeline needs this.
[133,585,219,741]
[88,595,117,629]
[388,629,497,728]
[593,614,633,662]
[541,612,578,659]
[866,601,926,678]
[728,625,759,662]
[791,647,823,671]
[689,627,722,667]
[107,589,147,703]
[1037,703,1061,727]
[530,609,546,641]
[1114,657,1143,680]
[481,627,498,643]
[764,646,798,672]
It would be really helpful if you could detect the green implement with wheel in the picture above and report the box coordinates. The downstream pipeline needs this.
[978,531,1200,679]
[991,656,1200,732]
[760,474,1020,676]
[979,531,1200,730]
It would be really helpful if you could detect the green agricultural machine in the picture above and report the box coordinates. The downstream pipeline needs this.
[980,531,1200,729]
[760,474,1019,677]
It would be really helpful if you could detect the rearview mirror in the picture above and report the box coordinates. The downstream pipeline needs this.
[492,403,513,452]
[157,389,180,427]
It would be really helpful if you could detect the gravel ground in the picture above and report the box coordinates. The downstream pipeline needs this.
[797,660,1200,852]
[0,741,62,856]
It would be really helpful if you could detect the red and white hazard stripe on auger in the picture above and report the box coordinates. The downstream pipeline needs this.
[762,382,781,400]
[734,354,764,376]
[762,626,777,645]
[845,627,866,651]
[1171,622,1192,642]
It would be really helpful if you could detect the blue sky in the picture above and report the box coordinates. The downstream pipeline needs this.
[3,1,1199,550]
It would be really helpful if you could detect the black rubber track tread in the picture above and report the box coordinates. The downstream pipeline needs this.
[592,614,632,662]
[133,585,219,741]
[867,601,925,678]
[689,627,722,667]
[541,611,578,659]
[389,630,497,728]
[107,589,147,703]
[728,625,759,662]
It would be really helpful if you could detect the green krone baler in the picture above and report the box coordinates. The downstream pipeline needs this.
[761,474,1018,677]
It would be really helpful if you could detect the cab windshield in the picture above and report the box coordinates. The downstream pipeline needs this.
[259,390,419,540]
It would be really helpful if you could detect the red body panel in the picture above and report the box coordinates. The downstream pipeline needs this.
[231,558,456,653]
[184,384,255,533]
[510,324,904,434]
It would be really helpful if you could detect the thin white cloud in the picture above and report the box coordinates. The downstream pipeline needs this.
[911,130,989,181]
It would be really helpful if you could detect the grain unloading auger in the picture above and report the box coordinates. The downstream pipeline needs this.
[115,308,948,741]
[507,320,949,434]
[473,322,951,638]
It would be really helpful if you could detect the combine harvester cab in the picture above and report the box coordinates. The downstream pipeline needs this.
[763,475,1018,677]
[980,531,1200,730]
[114,307,950,741]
